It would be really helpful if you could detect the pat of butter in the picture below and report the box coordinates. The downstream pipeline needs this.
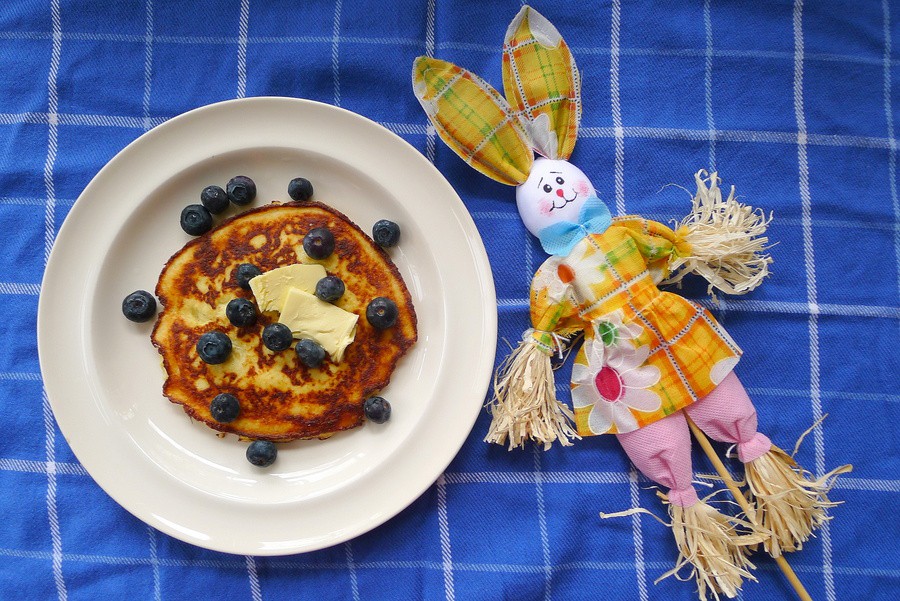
[248,263,327,313]
[280,288,358,362]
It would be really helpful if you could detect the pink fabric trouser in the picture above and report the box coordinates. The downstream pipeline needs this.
[615,372,771,507]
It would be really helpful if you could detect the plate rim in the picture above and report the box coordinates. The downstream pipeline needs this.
[37,96,497,555]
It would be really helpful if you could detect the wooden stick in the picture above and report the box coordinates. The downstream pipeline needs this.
[685,415,813,601]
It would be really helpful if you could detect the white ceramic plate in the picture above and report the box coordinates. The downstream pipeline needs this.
[38,97,496,556]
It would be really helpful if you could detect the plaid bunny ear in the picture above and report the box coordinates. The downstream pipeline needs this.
[413,56,534,186]
[502,6,581,160]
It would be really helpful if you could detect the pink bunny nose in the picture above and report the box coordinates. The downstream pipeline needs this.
[556,189,564,198]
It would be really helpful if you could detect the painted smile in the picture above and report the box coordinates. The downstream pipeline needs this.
[550,191,579,211]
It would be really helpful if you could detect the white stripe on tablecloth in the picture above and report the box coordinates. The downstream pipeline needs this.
[422,8,454,599]
[533,448,552,601]
[443,471,631,485]
[3,543,900,576]
[747,386,900,404]
[5,109,900,150]
[43,15,60,265]
[142,1,154,129]
[344,541,360,601]
[331,0,343,106]
[245,555,262,601]
[4,29,900,66]
[4,456,899,493]
[834,477,900,493]
[883,0,900,324]
[610,0,626,215]
[629,466,648,601]
[43,388,66,601]
[237,0,250,98]
[43,1,66,598]
[425,0,436,162]
[147,527,160,601]
[0,372,43,381]
[0,195,73,206]
[0,457,87,476]
[703,0,716,171]
[0,111,169,128]
[0,282,42,295]
[579,124,897,149]
[703,1,726,331]
[436,473,455,601]
[792,2,834,599]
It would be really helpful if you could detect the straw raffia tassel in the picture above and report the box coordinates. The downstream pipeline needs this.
[663,170,773,298]
[485,332,579,450]
[602,495,767,601]
[744,446,852,557]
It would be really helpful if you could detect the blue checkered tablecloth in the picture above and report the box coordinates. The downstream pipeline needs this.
[2,1,899,599]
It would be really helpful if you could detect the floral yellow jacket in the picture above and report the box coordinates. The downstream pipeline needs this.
[529,217,742,435]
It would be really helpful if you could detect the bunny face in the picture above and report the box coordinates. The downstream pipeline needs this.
[516,158,596,238]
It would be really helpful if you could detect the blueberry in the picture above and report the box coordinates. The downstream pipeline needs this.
[180,204,213,236]
[302,227,335,260]
[235,263,262,289]
[363,396,391,423]
[295,338,326,368]
[315,276,345,302]
[262,323,293,351]
[196,331,232,364]
[210,393,240,423]
[246,440,277,467]
[366,297,398,329]
[372,219,401,247]
[288,177,314,201]
[122,290,156,322]
[227,175,256,206]
[200,185,229,214]
[226,298,257,327]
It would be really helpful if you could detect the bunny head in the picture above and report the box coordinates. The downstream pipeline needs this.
[413,6,600,241]
[518,158,595,238]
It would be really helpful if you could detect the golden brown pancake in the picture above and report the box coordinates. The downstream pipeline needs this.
[151,201,417,441]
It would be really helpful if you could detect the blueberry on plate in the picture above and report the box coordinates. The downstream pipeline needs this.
[227,175,256,206]
[200,185,229,214]
[246,440,277,467]
[210,393,240,423]
[363,396,391,423]
[302,227,335,260]
[196,331,232,364]
[122,290,157,322]
[226,298,257,327]
[372,219,401,248]
[366,297,398,329]
[234,263,262,289]
[295,338,326,368]
[288,177,314,201]
[314,276,345,302]
[180,204,213,236]
[262,323,293,351]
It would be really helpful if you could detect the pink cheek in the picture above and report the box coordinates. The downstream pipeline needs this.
[538,198,553,215]
[576,180,591,196]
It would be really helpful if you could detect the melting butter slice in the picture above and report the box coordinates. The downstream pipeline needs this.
[249,263,327,313]
[280,288,358,362]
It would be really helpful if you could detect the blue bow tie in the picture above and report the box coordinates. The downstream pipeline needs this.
[537,196,612,256]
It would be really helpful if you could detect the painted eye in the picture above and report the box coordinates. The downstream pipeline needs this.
[542,184,553,193]
[555,176,565,185]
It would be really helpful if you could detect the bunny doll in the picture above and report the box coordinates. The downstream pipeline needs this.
[413,6,847,600]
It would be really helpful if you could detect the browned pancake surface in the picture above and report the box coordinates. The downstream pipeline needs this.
[151,201,417,441]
